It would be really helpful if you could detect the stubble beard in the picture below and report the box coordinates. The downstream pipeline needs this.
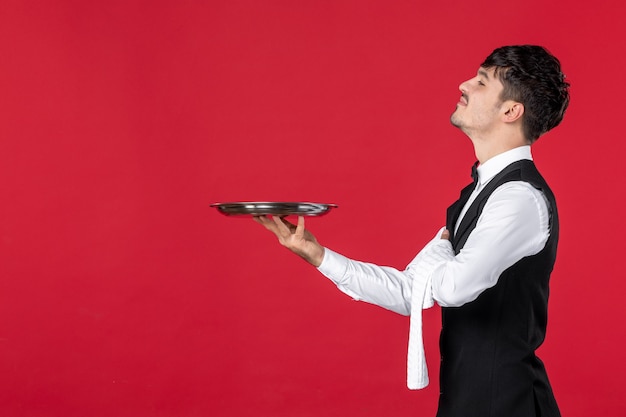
[450,106,463,129]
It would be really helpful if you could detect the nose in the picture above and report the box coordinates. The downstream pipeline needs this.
[459,79,470,93]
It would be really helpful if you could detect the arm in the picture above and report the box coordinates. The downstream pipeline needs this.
[431,182,550,307]
[320,182,549,310]
[255,215,450,316]
[321,231,455,315]
[317,247,415,315]
[254,215,415,314]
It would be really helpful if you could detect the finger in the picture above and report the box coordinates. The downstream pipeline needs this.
[254,215,282,234]
[254,215,272,226]
[272,215,295,235]
[294,215,305,238]
[440,229,450,240]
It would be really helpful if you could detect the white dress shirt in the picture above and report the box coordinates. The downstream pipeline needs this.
[318,146,550,310]
[316,146,551,388]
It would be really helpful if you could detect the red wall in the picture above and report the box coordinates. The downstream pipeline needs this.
[1,1,624,416]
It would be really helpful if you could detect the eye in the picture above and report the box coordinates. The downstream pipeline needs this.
[478,80,485,86]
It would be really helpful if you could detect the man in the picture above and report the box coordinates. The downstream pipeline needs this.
[255,45,569,417]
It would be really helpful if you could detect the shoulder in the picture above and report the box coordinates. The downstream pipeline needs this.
[486,180,549,221]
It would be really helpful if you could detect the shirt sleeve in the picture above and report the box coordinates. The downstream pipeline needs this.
[431,181,550,307]
[317,247,414,316]
[317,228,453,316]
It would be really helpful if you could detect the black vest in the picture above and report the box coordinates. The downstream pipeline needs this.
[437,160,561,417]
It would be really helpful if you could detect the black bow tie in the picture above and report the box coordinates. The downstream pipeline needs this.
[471,161,479,186]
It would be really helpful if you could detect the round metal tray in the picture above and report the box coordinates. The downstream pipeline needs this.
[210,201,338,217]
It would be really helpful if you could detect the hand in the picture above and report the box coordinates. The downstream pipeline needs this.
[440,229,450,240]
[253,215,325,267]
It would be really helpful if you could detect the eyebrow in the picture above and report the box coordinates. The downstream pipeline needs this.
[478,69,490,81]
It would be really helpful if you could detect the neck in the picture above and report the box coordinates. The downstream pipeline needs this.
[469,131,528,164]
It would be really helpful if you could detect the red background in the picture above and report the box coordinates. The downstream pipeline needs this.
[1,1,624,416]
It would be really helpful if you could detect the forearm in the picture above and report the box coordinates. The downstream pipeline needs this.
[432,183,550,307]
[318,248,413,316]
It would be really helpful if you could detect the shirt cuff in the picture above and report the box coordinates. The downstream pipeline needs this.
[317,247,349,284]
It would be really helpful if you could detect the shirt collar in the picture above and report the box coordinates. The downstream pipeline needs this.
[476,146,533,187]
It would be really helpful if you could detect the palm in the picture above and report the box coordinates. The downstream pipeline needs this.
[254,215,324,266]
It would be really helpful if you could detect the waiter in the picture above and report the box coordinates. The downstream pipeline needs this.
[255,45,569,417]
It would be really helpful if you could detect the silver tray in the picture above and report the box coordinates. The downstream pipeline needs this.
[211,201,338,217]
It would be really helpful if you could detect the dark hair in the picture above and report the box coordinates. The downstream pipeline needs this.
[481,45,570,143]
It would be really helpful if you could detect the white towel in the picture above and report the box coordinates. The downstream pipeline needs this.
[406,235,454,390]
[406,263,434,389]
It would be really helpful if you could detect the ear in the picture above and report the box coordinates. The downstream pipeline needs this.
[502,101,524,123]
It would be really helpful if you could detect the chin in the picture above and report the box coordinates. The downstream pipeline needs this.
[450,114,463,128]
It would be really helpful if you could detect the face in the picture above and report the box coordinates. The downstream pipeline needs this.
[450,67,506,138]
